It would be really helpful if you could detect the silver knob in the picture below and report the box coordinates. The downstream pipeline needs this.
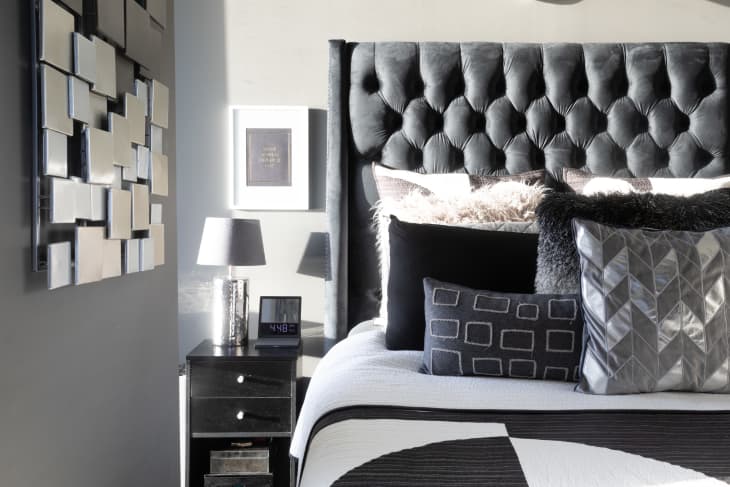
[237,375,245,384]
[236,410,245,421]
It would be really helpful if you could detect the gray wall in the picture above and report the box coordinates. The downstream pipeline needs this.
[0,1,179,486]
[176,0,730,361]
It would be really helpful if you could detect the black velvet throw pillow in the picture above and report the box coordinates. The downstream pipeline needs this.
[385,217,539,350]
[535,189,730,294]
[423,278,582,381]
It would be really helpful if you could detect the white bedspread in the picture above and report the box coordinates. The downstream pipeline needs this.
[291,326,730,460]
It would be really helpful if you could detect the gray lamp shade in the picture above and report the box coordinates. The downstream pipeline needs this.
[196,217,266,266]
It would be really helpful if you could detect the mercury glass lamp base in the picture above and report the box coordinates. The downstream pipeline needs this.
[211,277,249,347]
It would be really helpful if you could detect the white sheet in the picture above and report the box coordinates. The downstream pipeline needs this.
[291,326,730,461]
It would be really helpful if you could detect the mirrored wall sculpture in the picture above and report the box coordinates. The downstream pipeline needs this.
[72,33,96,83]
[40,0,74,73]
[75,226,105,285]
[41,64,73,136]
[43,129,68,177]
[47,242,72,290]
[32,0,170,289]
[151,153,168,196]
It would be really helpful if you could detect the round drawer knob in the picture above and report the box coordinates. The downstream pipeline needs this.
[236,410,245,421]
[237,375,245,384]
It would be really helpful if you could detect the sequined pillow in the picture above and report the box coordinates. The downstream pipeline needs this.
[573,219,730,394]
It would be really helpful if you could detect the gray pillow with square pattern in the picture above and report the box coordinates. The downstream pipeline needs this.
[422,278,582,381]
[573,218,730,394]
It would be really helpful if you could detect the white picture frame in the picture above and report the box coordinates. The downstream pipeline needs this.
[231,106,309,210]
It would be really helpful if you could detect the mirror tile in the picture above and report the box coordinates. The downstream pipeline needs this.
[123,148,138,181]
[135,79,149,116]
[73,33,96,84]
[73,180,92,220]
[41,64,73,136]
[49,177,91,223]
[48,242,73,290]
[83,127,115,185]
[124,239,140,274]
[89,184,106,221]
[91,35,117,99]
[147,0,167,28]
[68,76,91,124]
[108,113,133,167]
[75,226,105,285]
[131,183,150,231]
[136,145,150,179]
[88,92,108,129]
[149,223,164,266]
[58,0,83,15]
[125,93,146,145]
[96,0,125,48]
[40,0,74,73]
[150,203,162,224]
[150,152,168,196]
[149,125,163,154]
[150,80,169,128]
[107,188,131,239]
[43,129,68,178]
[102,239,122,279]
[140,237,155,271]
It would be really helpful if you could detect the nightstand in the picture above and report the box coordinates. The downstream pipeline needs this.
[186,340,299,487]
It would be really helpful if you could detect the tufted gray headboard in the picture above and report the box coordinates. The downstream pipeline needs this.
[325,40,730,340]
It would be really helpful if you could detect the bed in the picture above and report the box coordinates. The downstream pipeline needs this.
[295,41,730,486]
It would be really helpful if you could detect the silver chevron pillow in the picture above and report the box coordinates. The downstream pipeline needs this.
[573,219,730,394]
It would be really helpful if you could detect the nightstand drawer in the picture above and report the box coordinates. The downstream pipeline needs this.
[191,361,291,398]
[191,398,292,435]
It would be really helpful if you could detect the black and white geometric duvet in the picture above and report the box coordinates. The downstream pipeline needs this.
[304,407,730,486]
[293,327,730,487]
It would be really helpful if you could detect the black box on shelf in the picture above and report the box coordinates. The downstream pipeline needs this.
[204,473,273,487]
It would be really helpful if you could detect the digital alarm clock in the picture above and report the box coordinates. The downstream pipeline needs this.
[255,296,302,349]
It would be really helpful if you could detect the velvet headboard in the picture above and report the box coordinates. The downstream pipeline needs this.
[325,40,730,340]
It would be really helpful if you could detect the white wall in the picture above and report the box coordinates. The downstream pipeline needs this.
[175,0,730,360]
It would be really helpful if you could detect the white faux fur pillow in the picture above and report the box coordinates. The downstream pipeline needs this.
[372,181,546,324]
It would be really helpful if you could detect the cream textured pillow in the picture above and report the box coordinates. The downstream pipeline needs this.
[372,181,545,324]
[563,168,730,197]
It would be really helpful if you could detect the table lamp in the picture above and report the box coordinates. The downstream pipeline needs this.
[197,217,266,346]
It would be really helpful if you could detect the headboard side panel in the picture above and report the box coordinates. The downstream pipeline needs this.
[327,41,730,340]
[325,40,349,340]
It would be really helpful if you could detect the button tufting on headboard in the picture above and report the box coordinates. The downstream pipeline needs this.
[349,42,728,180]
[326,40,730,340]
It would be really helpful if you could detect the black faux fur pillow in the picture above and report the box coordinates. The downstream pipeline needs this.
[535,189,730,294]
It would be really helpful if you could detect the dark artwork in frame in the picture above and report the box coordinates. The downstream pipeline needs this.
[246,128,293,187]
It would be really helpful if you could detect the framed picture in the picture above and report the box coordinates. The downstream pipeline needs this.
[231,106,308,210]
